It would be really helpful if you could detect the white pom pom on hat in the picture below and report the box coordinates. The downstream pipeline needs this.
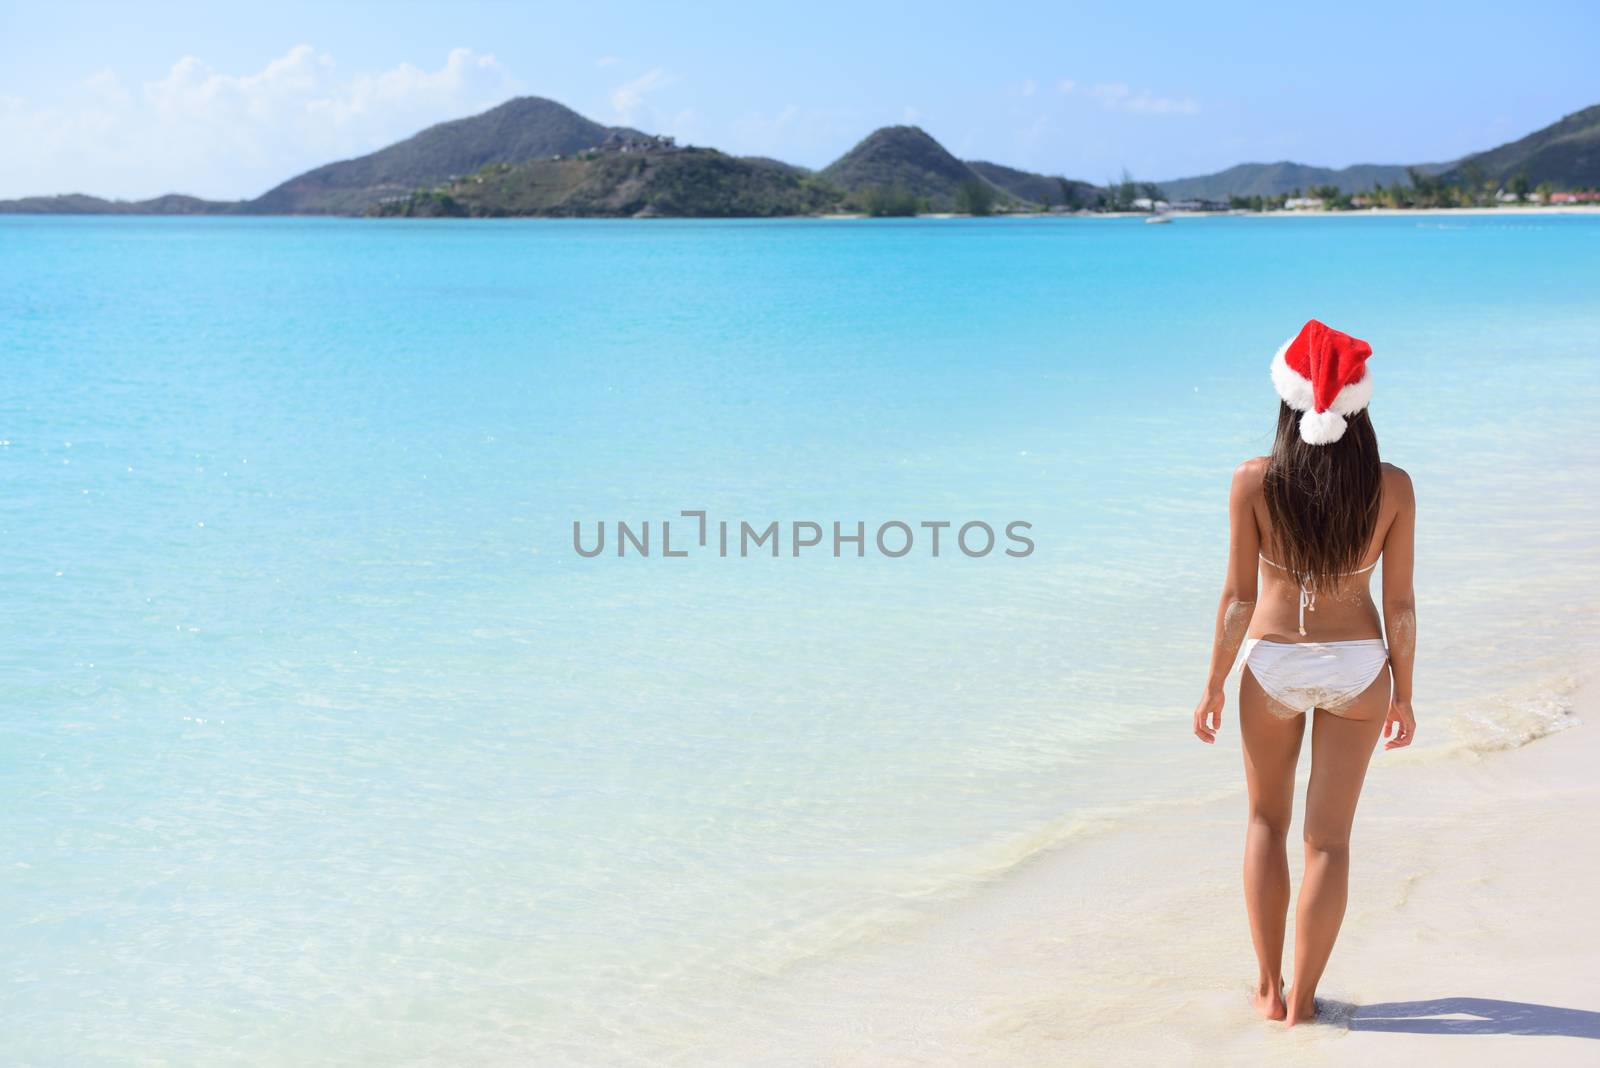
[1297,408,1349,445]
[1270,319,1374,445]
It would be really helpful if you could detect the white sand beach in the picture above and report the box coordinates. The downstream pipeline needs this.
[701,678,1600,1066]
[1078,206,1600,219]
[827,206,1600,220]
[1233,205,1600,219]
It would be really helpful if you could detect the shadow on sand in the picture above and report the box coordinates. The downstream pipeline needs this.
[1328,997,1600,1037]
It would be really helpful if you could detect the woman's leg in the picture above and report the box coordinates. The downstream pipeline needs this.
[1286,666,1391,1025]
[1238,667,1305,1020]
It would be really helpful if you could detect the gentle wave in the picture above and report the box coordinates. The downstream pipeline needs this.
[3,214,1598,1063]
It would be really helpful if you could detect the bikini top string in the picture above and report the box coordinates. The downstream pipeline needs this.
[1258,554,1379,637]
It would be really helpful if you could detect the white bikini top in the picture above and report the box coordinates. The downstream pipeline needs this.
[1259,553,1379,636]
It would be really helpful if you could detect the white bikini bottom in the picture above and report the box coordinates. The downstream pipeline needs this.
[1242,638,1389,718]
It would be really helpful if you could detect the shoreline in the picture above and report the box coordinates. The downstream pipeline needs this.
[10,204,1599,1065]
[699,675,1600,1065]
[1206,205,1600,219]
[962,205,1600,219]
[808,206,1600,221]
[7,205,1598,223]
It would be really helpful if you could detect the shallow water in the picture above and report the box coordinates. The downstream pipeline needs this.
[2,215,1597,1062]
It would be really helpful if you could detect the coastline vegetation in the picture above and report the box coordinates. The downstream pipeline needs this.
[859,185,925,216]
[376,155,1598,219]
[370,149,842,218]
[1227,167,1596,213]
[954,178,997,216]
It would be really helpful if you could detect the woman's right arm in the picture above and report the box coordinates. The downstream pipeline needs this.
[1381,467,1417,749]
[1193,460,1262,744]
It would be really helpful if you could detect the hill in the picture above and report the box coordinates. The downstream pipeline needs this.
[1158,105,1600,199]
[1443,103,1600,187]
[9,93,1595,217]
[739,156,812,178]
[367,147,843,218]
[819,126,1012,210]
[246,96,629,215]
[965,160,1100,207]
[0,192,236,214]
[1157,160,1452,200]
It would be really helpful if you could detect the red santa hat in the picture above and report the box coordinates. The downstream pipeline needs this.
[1269,319,1374,445]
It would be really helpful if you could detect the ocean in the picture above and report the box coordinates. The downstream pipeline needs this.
[3,214,1598,1063]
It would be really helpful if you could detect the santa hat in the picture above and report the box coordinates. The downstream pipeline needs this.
[1269,319,1374,445]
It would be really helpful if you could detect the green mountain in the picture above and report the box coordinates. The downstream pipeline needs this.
[1157,160,1451,201]
[965,160,1099,207]
[1159,104,1600,199]
[0,192,236,214]
[819,126,1013,210]
[1443,103,1600,186]
[247,96,630,215]
[739,156,812,178]
[368,147,842,218]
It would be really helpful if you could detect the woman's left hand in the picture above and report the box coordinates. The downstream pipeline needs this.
[1193,688,1225,744]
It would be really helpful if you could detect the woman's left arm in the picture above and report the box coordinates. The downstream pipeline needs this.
[1194,461,1261,743]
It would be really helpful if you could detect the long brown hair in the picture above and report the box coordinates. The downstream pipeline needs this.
[1263,402,1382,590]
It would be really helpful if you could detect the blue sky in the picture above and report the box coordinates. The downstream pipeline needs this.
[3,0,1597,200]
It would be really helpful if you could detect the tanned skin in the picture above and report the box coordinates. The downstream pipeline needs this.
[1193,459,1416,1025]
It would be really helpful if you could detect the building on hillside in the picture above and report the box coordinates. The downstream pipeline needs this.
[598,132,680,154]
[1168,198,1227,212]
[1284,197,1325,211]
[1550,190,1600,204]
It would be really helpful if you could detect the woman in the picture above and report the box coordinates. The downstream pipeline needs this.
[1191,319,1417,1026]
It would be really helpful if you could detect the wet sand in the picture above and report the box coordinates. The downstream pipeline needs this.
[705,679,1600,1066]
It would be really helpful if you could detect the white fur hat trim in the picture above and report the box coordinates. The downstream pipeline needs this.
[1270,336,1374,445]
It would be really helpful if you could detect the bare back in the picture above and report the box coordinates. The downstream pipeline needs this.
[1232,459,1412,644]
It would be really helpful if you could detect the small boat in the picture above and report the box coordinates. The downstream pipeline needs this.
[1145,214,1173,224]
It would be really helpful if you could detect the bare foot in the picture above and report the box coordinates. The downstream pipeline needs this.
[1251,979,1287,1021]
[1285,993,1318,1026]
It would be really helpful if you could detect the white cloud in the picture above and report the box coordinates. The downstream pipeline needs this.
[0,46,520,200]
[1056,79,1076,94]
[903,105,921,124]
[1089,81,1199,116]
[1019,79,1038,97]
[596,55,621,68]
[610,67,676,126]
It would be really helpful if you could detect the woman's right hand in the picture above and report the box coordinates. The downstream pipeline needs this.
[1383,697,1416,750]
[1193,688,1225,744]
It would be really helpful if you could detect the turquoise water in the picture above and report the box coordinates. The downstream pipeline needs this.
[3,215,1598,1063]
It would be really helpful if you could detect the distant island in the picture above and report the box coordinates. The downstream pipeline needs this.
[4,97,1598,219]
[367,124,1102,218]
